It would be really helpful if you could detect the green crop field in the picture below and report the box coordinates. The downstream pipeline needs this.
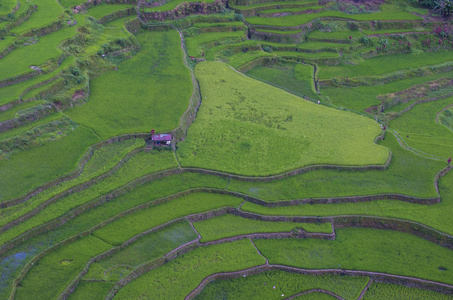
[318,51,453,80]
[322,71,453,112]
[144,0,215,12]
[193,214,332,242]
[240,165,453,235]
[0,0,16,16]
[177,61,388,175]
[66,30,192,138]
[92,192,243,245]
[255,228,453,284]
[86,4,133,19]
[0,26,79,81]
[196,270,369,299]
[10,0,64,34]
[1,0,453,298]
[259,5,324,14]
[185,30,246,57]
[15,235,112,300]
[84,221,198,281]
[246,10,422,27]
[363,282,453,299]
[115,239,266,299]
[247,62,320,100]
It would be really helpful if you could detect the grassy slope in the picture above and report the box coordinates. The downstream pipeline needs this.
[92,193,243,245]
[240,162,453,235]
[67,281,114,300]
[185,30,246,57]
[438,107,453,132]
[246,62,319,100]
[228,134,443,200]
[322,71,453,112]
[0,173,227,300]
[196,270,369,300]
[177,61,388,176]
[363,281,453,299]
[0,150,179,246]
[66,30,192,139]
[318,51,453,80]
[115,239,266,299]
[144,0,215,12]
[11,0,64,34]
[193,214,332,242]
[0,101,46,122]
[390,97,453,159]
[14,235,112,300]
[0,125,100,201]
[227,50,339,69]
[255,228,453,284]
[0,139,145,227]
[246,10,422,27]
[0,26,78,81]
[86,4,133,19]
[0,56,76,106]
[59,0,86,8]
[0,0,16,16]
[260,5,324,14]
[85,221,197,281]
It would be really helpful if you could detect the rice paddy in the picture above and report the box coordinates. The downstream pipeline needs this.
[1,0,452,298]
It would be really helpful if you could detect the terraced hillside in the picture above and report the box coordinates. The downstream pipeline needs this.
[0,0,452,298]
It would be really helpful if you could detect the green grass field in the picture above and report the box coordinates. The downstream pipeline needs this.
[115,239,266,299]
[193,214,332,242]
[66,30,192,139]
[255,228,453,284]
[177,61,388,176]
[196,270,369,300]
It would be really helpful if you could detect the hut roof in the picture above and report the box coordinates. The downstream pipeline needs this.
[152,134,172,141]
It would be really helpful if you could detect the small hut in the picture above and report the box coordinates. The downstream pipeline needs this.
[151,133,172,147]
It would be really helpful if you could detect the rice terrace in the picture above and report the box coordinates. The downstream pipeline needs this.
[1,0,453,297]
